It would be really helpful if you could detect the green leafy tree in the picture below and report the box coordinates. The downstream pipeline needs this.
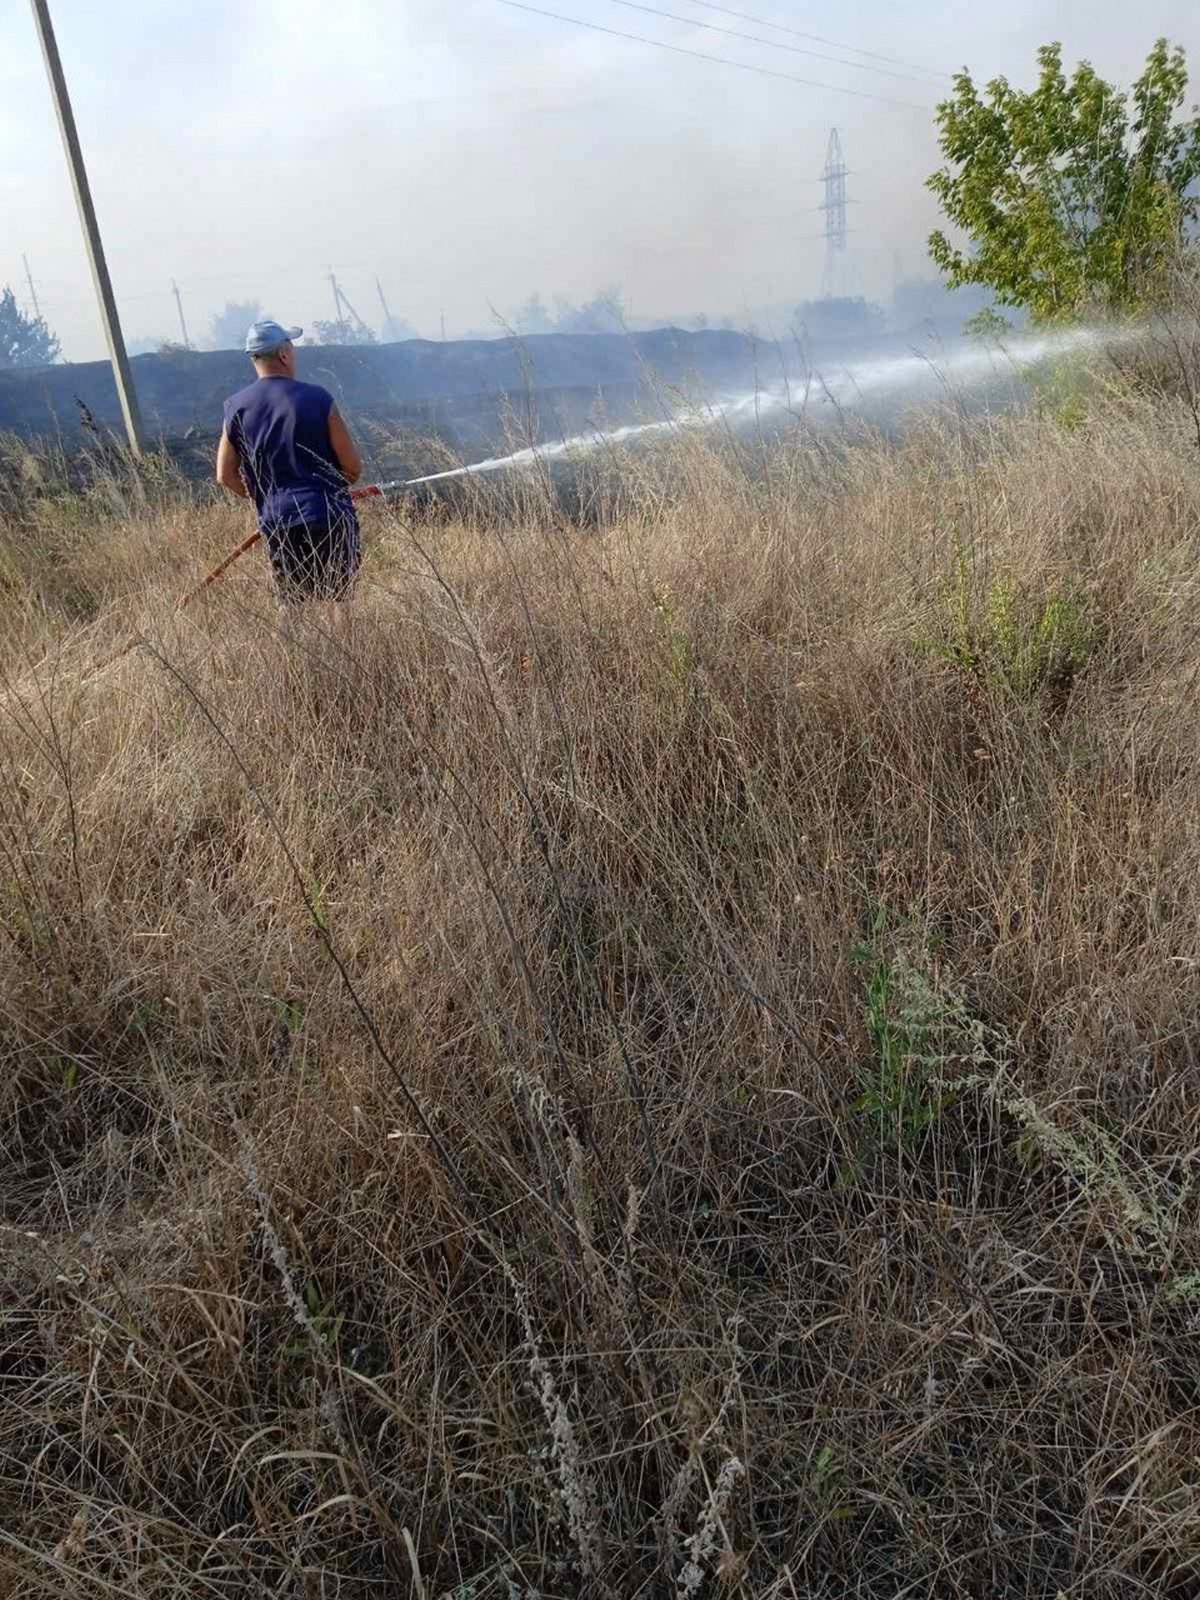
[928,39,1200,320]
[0,285,60,367]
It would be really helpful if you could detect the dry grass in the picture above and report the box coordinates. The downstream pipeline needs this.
[3,363,1200,1599]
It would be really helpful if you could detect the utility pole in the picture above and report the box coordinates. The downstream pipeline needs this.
[376,276,393,339]
[819,127,848,301]
[170,279,190,348]
[328,269,347,325]
[29,0,145,456]
[326,269,373,341]
[333,283,371,340]
[22,255,42,320]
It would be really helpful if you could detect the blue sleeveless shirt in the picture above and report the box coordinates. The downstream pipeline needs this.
[222,376,358,535]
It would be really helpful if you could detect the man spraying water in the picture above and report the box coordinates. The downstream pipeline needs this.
[216,319,365,608]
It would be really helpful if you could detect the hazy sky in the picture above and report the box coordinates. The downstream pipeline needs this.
[4,0,1197,360]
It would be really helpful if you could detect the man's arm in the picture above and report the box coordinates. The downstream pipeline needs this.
[216,427,249,498]
[328,404,363,484]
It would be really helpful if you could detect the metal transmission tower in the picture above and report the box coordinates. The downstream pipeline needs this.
[819,127,848,299]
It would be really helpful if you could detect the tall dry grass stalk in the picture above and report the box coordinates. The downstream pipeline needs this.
[4,349,1200,1597]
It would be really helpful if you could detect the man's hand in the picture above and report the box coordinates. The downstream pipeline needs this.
[216,428,250,498]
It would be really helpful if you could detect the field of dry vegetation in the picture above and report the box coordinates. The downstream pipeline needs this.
[4,343,1200,1599]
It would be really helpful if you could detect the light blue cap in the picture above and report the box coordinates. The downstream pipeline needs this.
[245,318,303,356]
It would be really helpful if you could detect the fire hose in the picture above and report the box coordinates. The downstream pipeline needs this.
[81,479,409,680]
[174,479,403,611]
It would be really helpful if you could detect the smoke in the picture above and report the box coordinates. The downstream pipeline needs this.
[3,1,1196,361]
[398,322,1120,487]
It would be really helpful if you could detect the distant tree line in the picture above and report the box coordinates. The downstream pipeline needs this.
[18,41,1197,374]
[511,288,626,336]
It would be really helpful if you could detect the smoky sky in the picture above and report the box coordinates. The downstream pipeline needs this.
[4,0,1197,360]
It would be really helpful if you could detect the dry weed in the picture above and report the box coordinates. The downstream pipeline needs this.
[3,369,1200,1597]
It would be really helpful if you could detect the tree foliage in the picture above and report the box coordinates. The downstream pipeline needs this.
[512,292,553,335]
[311,318,376,347]
[210,301,263,351]
[552,287,625,335]
[0,286,60,368]
[512,288,626,337]
[380,313,417,342]
[928,39,1200,320]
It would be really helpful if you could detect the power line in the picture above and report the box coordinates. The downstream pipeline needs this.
[496,0,929,111]
[681,0,947,80]
[604,0,935,84]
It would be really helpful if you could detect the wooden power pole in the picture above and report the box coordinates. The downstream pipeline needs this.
[22,255,42,320]
[376,277,394,339]
[29,0,145,457]
[171,279,191,348]
[328,270,347,325]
